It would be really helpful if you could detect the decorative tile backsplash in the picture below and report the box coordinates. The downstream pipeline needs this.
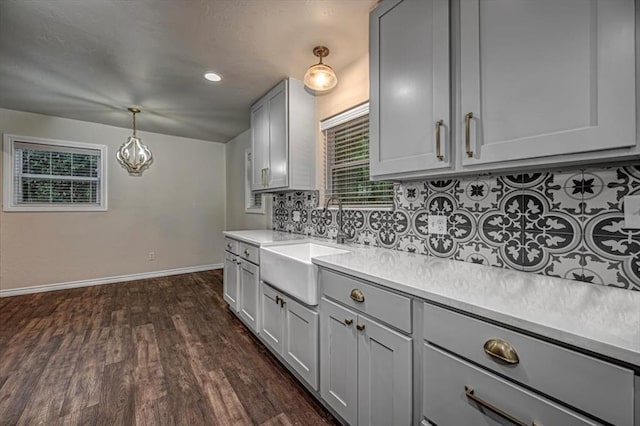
[273,165,640,291]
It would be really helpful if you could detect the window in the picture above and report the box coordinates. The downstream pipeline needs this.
[3,134,107,211]
[245,150,264,214]
[322,103,393,208]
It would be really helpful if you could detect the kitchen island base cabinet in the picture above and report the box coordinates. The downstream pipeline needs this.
[320,297,412,426]
[422,344,598,426]
[259,282,319,391]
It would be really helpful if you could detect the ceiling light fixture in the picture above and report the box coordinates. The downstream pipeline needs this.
[304,46,338,92]
[204,72,222,82]
[116,107,153,176]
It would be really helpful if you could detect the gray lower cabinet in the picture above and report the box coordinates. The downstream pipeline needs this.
[422,344,598,426]
[238,259,259,333]
[320,297,412,426]
[259,281,319,390]
[223,252,240,312]
[422,302,635,426]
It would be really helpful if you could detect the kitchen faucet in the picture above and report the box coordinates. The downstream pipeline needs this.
[324,196,348,244]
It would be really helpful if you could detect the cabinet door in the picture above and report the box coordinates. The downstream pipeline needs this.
[370,0,451,179]
[238,260,260,333]
[284,297,319,391]
[251,100,270,191]
[267,80,288,189]
[320,298,358,425]
[259,282,285,355]
[357,315,412,426]
[223,253,240,312]
[459,0,636,167]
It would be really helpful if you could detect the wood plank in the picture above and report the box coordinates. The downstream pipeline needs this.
[95,360,135,426]
[60,327,110,416]
[131,323,171,425]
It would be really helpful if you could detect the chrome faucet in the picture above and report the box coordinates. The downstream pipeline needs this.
[324,196,348,244]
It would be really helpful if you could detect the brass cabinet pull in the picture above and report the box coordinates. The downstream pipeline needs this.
[275,295,281,305]
[350,289,365,303]
[483,338,520,365]
[244,249,250,257]
[344,319,353,326]
[465,386,538,426]
[356,324,365,331]
[280,299,285,308]
[435,120,444,161]
[464,112,474,158]
[226,243,232,250]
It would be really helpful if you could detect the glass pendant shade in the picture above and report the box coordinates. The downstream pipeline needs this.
[304,46,338,92]
[117,108,153,176]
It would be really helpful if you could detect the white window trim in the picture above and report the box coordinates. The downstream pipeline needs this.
[3,134,108,212]
[245,149,265,214]
[320,102,394,210]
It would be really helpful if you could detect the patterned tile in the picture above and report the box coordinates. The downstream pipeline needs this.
[272,163,640,292]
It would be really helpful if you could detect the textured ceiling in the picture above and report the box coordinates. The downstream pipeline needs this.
[0,0,377,142]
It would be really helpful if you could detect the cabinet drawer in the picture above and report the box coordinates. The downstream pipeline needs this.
[423,343,598,426]
[423,303,634,426]
[320,269,411,334]
[239,242,259,265]
[224,238,239,255]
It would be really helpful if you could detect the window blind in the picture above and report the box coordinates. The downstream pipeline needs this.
[13,141,101,205]
[245,150,264,213]
[322,104,393,208]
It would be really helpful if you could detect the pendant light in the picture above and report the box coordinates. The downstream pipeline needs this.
[304,46,338,92]
[116,108,153,176]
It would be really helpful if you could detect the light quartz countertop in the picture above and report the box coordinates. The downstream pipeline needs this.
[223,230,640,367]
[223,230,307,245]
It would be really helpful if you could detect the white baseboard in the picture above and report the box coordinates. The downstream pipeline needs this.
[0,263,223,297]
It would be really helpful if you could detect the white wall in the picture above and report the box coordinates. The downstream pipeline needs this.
[0,108,226,291]
[225,129,272,231]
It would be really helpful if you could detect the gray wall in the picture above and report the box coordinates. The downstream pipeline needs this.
[0,108,227,291]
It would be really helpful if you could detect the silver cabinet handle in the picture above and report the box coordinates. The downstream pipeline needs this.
[435,120,444,161]
[465,112,474,158]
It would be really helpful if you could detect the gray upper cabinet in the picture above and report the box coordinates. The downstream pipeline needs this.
[370,0,451,180]
[251,77,316,192]
[459,0,637,169]
[370,0,638,181]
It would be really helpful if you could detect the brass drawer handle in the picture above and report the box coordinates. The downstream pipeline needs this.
[465,386,540,426]
[356,324,365,331]
[227,243,232,250]
[344,319,353,326]
[350,289,365,303]
[435,120,444,161]
[275,295,281,305]
[244,249,250,257]
[484,338,519,365]
[464,112,474,158]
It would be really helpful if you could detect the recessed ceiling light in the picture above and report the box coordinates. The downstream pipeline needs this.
[204,72,222,82]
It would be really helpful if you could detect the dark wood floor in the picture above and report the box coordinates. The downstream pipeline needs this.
[0,270,338,426]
